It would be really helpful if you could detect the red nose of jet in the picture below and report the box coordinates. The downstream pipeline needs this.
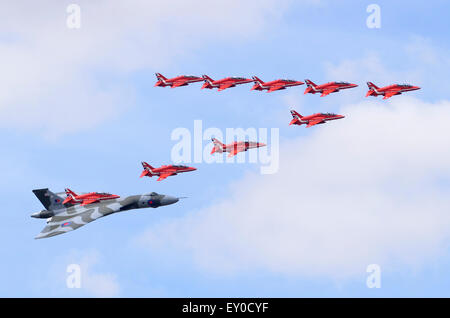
[412,86,421,91]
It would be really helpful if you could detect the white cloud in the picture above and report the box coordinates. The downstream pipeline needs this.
[0,0,292,137]
[136,96,450,279]
[75,250,120,297]
[323,36,450,95]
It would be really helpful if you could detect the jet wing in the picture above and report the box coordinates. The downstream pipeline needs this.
[218,83,235,91]
[320,88,336,97]
[268,85,285,92]
[81,199,99,206]
[306,119,325,128]
[171,81,187,88]
[35,207,107,239]
[157,172,176,181]
[228,149,241,157]
[383,89,401,99]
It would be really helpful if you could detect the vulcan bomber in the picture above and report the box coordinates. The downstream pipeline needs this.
[31,188,180,239]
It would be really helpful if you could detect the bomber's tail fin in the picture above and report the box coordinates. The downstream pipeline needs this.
[140,161,154,178]
[210,138,224,154]
[32,188,66,211]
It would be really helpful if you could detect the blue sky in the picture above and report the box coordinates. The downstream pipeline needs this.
[1,0,450,297]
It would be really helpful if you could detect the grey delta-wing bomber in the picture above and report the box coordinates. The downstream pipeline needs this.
[31,188,180,239]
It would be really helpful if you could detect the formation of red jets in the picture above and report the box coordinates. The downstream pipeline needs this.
[154,73,420,99]
[61,73,423,203]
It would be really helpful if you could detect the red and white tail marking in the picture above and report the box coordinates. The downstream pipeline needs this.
[211,138,224,154]
[140,162,155,178]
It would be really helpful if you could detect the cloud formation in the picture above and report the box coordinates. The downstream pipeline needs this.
[0,0,290,137]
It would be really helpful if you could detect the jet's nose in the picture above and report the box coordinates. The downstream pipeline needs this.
[160,195,179,206]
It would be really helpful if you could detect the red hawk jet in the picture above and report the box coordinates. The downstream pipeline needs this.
[62,188,120,206]
[201,75,253,91]
[251,76,304,93]
[154,73,203,88]
[210,138,266,157]
[140,162,196,181]
[304,79,358,97]
[366,82,420,99]
[289,109,345,128]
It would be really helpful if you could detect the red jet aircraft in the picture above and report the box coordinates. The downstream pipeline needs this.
[210,138,266,157]
[289,109,345,128]
[140,162,196,181]
[304,79,358,97]
[201,75,253,91]
[251,76,304,93]
[366,82,420,99]
[154,73,203,88]
[62,188,120,206]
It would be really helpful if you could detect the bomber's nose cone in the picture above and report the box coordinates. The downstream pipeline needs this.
[160,195,179,206]
[31,211,40,218]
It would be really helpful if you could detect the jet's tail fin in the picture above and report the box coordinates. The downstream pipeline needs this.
[140,161,154,178]
[202,75,214,83]
[252,76,264,84]
[304,79,317,87]
[65,188,77,198]
[32,188,66,211]
[155,73,168,81]
[304,79,317,94]
[62,188,78,204]
[289,109,303,125]
[211,138,224,154]
[366,82,379,90]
